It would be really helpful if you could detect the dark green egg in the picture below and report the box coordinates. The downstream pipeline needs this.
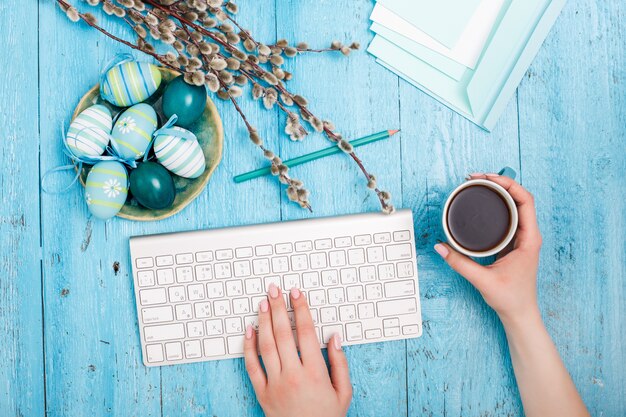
[162,75,207,129]
[129,162,176,210]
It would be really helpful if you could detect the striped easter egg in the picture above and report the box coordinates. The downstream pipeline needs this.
[84,161,128,220]
[111,103,158,160]
[100,61,162,107]
[154,127,206,179]
[65,104,112,159]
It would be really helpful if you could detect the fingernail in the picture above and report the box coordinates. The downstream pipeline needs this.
[245,325,253,339]
[434,243,449,259]
[333,334,342,350]
[486,173,500,177]
[259,299,269,313]
[469,172,484,178]
[290,287,301,299]
[268,283,279,299]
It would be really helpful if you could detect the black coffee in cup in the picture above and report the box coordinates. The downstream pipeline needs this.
[446,185,512,252]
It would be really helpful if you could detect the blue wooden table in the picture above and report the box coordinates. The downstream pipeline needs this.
[1,1,624,416]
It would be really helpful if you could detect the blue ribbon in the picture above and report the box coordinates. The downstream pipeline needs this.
[147,115,198,162]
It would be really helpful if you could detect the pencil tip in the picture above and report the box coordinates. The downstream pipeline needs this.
[388,129,400,136]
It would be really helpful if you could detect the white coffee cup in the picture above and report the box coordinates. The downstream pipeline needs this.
[442,169,519,258]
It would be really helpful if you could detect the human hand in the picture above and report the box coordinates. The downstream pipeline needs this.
[434,174,543,323]
[244,284,352,417]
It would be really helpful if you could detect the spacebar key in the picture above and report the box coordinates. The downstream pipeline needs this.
[144,323,185,342]
[377,298,418,317]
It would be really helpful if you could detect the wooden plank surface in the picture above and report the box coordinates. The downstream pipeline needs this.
[0,0,623,416]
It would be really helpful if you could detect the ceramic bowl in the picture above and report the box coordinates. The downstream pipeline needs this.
[73,68,223,221]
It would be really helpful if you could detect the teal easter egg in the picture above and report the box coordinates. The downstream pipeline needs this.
[65,105,112,159]
[129,162,176,210]
[154,127,206,179]
[100,61,162,107]
[162,75,207,129]
[85,161,128,220]
[111,103,158,160]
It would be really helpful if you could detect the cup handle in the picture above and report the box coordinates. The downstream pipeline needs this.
[498,166,517,180]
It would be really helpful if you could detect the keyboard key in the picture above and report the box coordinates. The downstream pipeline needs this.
[264,276,281,291]
[144,323,185,342]
[275,243,293,254]
[383,318,400,328]
[377,298,418,317]
[214,263,232,279]
[251,296,267,313]
[225,317,243,334]
[322,324,344,344]
[176,266,193,283]
[195,251,213,263]
[272,256,289,273]
[334,236,352,248]
[328,288,345,304]
[295,241,313,252]
[347,248,365,265]
[378,264,395,280]
[165,342,183,361]
[215,249,234,260]
[320,307,338,323]
[206,319,224,336]
[252,258,271,275]
[184,340,202,359]
[403,324,420,335]
[302,272,320,289]
[310,309,319,324]
[226,280,244,297]
[138,270,155,287]
[142,306,174,324]
[315,239,332,250]
[291,254,309,271]
[255,245,273,256]
[385,243,412,261]
[235,247,254,258]
[227,335,245,354]
[359,265,377,282]
[204,338,226,357]
[157,269,175,285]
[194,302,212,318]
[309,290,327,307]
[384,327,401,337]
[188,283,206,301]
[339,305,357,321]
[340,268,358,284]
[140,288,167,306]
[393,230,411,242]
[365,329,382,339]
[366,246,385,263]
[385,280,415,298]
[156,255,174,267]
[195,264,213,281]
[175,253,194,265]
[213,300,231,317]
[175,304,193,320]
[365,283,383,300]
[146,344,164,363]
[136,257,154,269]
[373,233,391,244]
[233,298,250,315]
[206,282,224,299]
[310,253,328,269]
[346,322,363,341]
[187,321,205,338]
[245,278,263,294]
[321,270,339,286]
[244,315,259,331]
[346,286,364,303]
[354,234,372,246]
[168,286,186,303]
[283,273,300,290]
[358,302,375,319]
[397,262,414,278]
[329,250,347,267]
[233,260,251,278]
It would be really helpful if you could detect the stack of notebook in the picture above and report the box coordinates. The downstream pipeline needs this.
[367,0,566,131]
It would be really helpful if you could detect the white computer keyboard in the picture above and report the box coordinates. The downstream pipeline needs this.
[129,209,422,366]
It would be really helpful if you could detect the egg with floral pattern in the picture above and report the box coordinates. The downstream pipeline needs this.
[84,161,129,220]
[65,104,112,159]
[100,61,162,107]
[110,103,158,160]
[154,126,206,179]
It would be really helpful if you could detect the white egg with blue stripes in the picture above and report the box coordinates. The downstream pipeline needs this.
[65,104,112,159]
[100,61,162,107]
[111,103,158,160]
[154,126,206,179]
[85,161,129,220]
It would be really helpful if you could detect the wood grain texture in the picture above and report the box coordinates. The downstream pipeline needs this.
[0,0,622,416]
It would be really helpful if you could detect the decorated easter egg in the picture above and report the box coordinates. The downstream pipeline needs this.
[154,127,206,179]
[100,61,162,107]
[162,75,207,128]
[84,161,128,220]
[129,162,176,210]
[111,103,158,160]
[65,104,112,159]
